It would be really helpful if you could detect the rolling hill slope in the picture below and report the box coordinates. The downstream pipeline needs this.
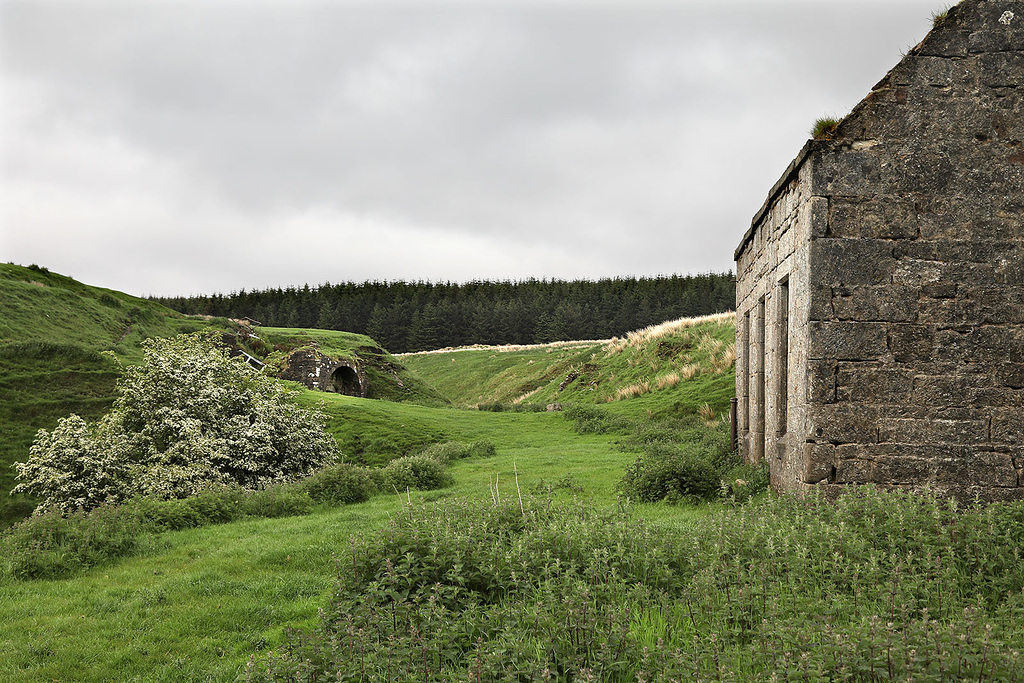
[0,264,439,524]
[0,264,226,522]
[400,312,736,421]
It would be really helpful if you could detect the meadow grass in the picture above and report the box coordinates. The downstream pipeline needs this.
[0,404,637,682]
[242,489,1024,682]
[400,313,737,419]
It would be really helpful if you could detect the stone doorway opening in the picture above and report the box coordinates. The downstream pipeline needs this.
[331,366,362,396]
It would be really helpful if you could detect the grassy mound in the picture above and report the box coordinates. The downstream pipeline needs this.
[401,312,736,420]
[257,327,449,405]
[0,264,225,524]
[0,264,439,526]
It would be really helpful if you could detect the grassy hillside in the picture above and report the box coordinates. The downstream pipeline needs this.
[401,312,736,420]
[0,264,229,523]
[0,265,436,525]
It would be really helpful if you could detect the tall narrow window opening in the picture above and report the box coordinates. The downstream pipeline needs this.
[742,311,751,432]
[756,296,766,455]
[777,279,790,435]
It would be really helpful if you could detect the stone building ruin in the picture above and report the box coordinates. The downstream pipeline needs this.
[734,0,1023,501]
[277,347,369,398]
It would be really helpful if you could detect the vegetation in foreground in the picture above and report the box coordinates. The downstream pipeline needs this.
[248,489,1024,681]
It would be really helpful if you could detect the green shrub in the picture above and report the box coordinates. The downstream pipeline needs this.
[301,464,376,505]
[0,503,146,580]
[618,449,719,502]
[241,485,314,518]
[718,461,770,503]
[379,455,453,492]
[478,402,546,413]
[13,333,338,513]
[564,405,636,434]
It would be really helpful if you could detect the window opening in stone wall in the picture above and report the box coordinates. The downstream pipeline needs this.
[757,296,766,455]
[742,311,751,432]
[777,279,790,435]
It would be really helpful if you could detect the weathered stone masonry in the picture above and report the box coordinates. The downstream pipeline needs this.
[278,347,369,398]
[735,0,1024,501]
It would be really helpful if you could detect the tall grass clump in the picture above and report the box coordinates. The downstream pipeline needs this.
[813,116,841,140]
[247,489,1024,681]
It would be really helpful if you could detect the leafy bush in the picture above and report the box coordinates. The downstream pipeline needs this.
[301,464,376,505]
[618,449,719,502]
[614,416,739,503]
[247,492,1024,682]
[378,455,453,492]
[13,333,338,513]
[240,485,314,518]
[0,503,147,580]
[718,461,770,503]
[477,402,546,413]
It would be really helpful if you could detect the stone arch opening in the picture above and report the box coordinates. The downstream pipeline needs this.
[331,366,362,396]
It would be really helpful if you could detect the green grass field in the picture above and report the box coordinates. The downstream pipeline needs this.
[0,403,673,682]
[0,268,737,680]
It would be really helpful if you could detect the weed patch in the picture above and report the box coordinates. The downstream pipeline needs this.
[247,490,1024,681]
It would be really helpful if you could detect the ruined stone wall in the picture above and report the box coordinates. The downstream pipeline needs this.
[737,0,1024,501]
[278,347,368,398]
[735,157,817,490]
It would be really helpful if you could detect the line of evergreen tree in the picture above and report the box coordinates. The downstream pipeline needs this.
[153,273,735,353]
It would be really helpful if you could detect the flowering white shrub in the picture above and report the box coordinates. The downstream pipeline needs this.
[14,333,338,513]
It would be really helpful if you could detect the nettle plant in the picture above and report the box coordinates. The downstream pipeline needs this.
[14,333,337,514]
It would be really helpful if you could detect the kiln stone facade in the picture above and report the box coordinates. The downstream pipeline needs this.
[734,0,1024,501]
[278,347,369,398]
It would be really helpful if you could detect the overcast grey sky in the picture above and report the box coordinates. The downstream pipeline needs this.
[1,0,943,297]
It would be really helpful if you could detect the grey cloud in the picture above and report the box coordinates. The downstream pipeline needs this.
[2,0,941,295]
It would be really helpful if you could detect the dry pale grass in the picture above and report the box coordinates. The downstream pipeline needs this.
[396,338,609,357]
[713,343,737,374]
[608,311,735,353]
[698,402,716,421]
[654,372,681,390]
[696,333,725,357]
[614,381,651,401]
[398,311,735,357]
[512,386,542,404]
[678,363,700,380]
